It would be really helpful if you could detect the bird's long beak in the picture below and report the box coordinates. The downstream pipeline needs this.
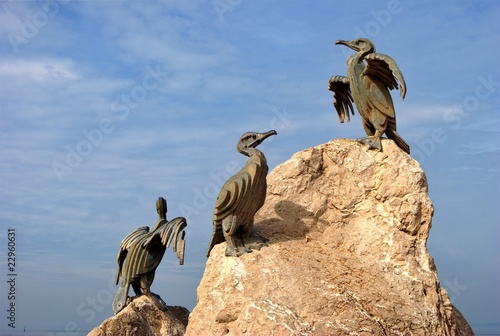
[335,39,359,52]
[261,129,278,138]
[250,130,277,148]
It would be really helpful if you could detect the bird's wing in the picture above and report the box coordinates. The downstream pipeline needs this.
[143,217,187,265]
[141,220,166,247]
[119,226,149,250]
[115,226,149,284]
[159,217,187,265]
[213,171,251,223]
[328,75,355,123]
[363,53,406,100]
[207,175,244,257]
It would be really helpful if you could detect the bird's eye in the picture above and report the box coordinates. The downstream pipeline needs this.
[252,134,257,139]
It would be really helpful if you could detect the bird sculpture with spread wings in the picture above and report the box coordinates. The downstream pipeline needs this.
[328,38,410,154]
[207,130,277,257]
[112,197,186,314]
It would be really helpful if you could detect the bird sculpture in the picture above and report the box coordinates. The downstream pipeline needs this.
[112,197,186,314]
[328,38,410,154]
[207,130,277,257]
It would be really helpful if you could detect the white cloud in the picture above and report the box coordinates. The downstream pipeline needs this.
[458,139,500,156]
[0,57,79,83]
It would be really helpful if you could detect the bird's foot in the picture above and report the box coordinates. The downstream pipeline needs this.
[225,244,252,257]
[243,234,269,251]
[357,136,382,151]
[145,292,168,311]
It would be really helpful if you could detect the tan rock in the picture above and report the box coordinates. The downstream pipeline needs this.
[186,139,474,336]
[88,295,189,336]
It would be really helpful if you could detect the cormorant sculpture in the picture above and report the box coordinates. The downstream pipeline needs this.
[328,38,410,154]
[112,197,186,314]
[207,130,277,257]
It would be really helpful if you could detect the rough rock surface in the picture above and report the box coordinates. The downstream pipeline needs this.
[88,295,189,336]
[186,139,474,336]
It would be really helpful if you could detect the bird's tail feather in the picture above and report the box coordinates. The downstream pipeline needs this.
[386,130,410,154]
[206,222,225,258]
[112,285,128,315]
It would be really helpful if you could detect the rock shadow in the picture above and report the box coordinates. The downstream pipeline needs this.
[255,200,328,243]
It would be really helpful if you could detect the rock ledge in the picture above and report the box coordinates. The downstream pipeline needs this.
[88,295,189,336]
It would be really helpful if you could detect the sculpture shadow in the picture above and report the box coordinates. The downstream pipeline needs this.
[255,200,329,243]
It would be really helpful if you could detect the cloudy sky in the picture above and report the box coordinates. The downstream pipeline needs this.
[0,0,498,333]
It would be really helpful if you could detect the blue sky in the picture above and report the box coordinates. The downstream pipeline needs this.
[0,0,498,333]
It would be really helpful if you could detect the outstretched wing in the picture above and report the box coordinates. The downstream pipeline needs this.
[143,217,187,265]
[115,226,149,285]
[364,53,406,100]
[328,75,355,123]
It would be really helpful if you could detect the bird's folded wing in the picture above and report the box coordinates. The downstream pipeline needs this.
[364,53,406,100]
[328,75,354,122]
[213,172,251,221]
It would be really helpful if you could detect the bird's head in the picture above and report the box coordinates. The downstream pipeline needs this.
[336,38,375,55]
[156,197,167,220]
[236,130,277,156]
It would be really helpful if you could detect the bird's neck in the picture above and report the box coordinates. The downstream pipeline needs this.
[347,53,367,80]
[152,219,167,231]
[243,148,266,164]
[348,52,366,66]
[239,147,257,157]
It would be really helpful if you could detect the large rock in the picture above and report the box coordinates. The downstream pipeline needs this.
[88,295,189,336]
[186,139,474,336]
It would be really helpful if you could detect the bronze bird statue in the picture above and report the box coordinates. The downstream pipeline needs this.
[328,38,410,154]
[112,197,186,314]
[207,130,277,257]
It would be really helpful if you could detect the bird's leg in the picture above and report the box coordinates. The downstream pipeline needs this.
[147,292,168,311]
[357,130,383,152]
[242,220,268,251]
[243,234,269,251]
[225,234,252,257]
[139,271,156,297]
[140,273,167,311]
[131,280,142,296]
[222,217,252,257]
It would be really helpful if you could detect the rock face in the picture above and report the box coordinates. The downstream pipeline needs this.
[88,295,189,336]
[186,139,474,336]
